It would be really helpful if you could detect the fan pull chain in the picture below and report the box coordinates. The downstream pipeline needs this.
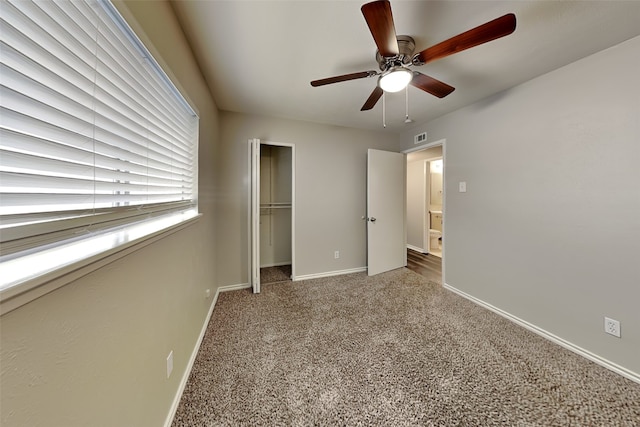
[405,86,409,121]
[382,91,386,128]
[405,86,413,124]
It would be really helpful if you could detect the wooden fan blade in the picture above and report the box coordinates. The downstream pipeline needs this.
[311,71,377,87]
[410,72,455,98]
[361,0,399,57]
[361,86,383,111]
[413,13,516,65]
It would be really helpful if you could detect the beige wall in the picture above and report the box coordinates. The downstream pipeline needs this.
[217,111,398,284]
[400,35,640,376]
[0,1,221,426]
[406,160,427,251]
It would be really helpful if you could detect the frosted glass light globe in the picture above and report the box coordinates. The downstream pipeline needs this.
[379,67,413,92]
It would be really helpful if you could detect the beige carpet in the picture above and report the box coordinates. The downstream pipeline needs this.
[172,268,640,426]
[260,265,292,284]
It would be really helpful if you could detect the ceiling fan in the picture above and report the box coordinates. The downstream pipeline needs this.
[310,0,516,111]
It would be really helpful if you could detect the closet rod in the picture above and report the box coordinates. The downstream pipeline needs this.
[260,206,291,210]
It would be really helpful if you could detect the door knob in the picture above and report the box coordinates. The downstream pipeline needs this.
[370,217,376,222]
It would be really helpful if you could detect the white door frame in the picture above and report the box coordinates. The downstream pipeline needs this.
[248,139,296,293]
[403,139,446,285]
[423,159,431,253]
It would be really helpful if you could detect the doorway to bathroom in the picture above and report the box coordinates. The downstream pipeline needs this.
[404,139,445,284]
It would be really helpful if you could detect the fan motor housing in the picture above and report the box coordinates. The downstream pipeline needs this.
[376,35,416,70]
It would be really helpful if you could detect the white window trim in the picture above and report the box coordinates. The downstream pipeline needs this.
[0,211,201,315]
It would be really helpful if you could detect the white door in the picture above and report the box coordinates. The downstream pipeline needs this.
[250,138,261,293]
[367,149,406,276]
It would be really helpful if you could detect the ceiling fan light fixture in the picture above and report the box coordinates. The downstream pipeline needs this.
[378,67,413,93]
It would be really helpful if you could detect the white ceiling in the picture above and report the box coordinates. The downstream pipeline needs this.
[171,0,640,132]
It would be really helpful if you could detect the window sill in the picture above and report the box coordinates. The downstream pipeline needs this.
[0,210,201,316]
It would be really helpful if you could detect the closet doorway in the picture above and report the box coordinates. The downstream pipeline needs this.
[249,139,295,293]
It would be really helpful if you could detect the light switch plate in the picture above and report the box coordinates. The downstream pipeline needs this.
[459,181,467,193]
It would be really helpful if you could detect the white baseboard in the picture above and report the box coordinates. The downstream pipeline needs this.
[216,283,251,293]
[443,283,640,385]
[294,267,367,281]
[407,244,425,253]
[164,282,251,427]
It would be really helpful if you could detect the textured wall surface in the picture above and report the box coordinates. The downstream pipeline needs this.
[400,35,640,376]
[0,1,221,425]
[217,111,398,284]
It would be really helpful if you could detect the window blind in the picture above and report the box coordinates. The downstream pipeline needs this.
[0,0,198,256]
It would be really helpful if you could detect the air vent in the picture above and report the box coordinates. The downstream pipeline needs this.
[414,132,427,144]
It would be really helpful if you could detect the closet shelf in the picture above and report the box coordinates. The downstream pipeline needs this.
[260,203,291,209]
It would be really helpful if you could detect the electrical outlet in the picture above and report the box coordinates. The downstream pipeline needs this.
[334,251,340,259]
[167,350,174,378]
[604,317,621,338]
[205,289,211,299]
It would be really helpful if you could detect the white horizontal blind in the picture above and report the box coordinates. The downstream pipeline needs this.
[0,0,198,255]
